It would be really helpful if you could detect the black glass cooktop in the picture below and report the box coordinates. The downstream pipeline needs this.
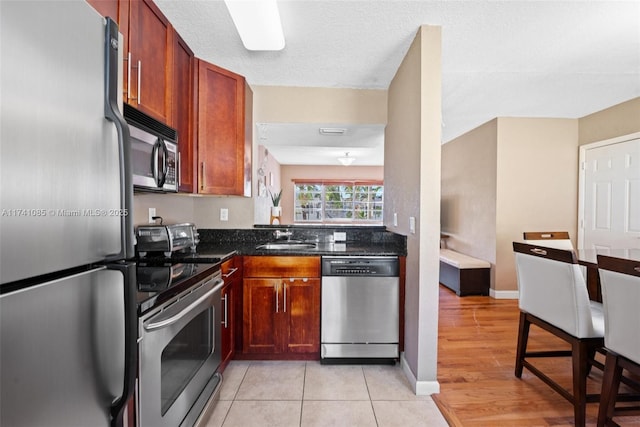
[136,261,221,315]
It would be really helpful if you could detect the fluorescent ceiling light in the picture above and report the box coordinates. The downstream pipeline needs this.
[338,152,355,166]
[224,0,285,51]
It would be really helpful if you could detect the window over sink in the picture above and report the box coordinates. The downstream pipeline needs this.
[293,180,383,224]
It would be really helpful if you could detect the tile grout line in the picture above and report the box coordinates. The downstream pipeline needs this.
[298,362,308,426]
[221,361,253,427]
[362,366,381,426]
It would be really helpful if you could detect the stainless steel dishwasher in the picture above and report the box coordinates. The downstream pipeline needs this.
[321,256,399,363]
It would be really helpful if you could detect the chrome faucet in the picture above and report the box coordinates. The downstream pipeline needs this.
[274,229,293,240]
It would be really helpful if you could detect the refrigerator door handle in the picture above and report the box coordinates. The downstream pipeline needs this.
[107,262,137,427]
[104,17,134,260]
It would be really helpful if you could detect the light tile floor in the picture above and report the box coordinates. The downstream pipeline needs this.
[201,360,449,427]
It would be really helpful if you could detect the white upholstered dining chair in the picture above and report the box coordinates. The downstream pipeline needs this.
[596,255,640,427]
[513,242,605,427]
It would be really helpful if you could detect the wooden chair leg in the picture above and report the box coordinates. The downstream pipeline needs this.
[598,352,623,427]
[572,340,589,427]
[515,311,530,378]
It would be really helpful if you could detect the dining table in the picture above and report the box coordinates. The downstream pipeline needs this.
[576,248,640,303]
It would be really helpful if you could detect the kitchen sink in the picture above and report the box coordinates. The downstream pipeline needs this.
[256,242,317,250]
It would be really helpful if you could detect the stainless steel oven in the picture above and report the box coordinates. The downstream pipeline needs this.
[138,269,224,427]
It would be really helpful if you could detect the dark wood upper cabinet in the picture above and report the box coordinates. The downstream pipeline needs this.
[85,0,121,22]
[125,0,171,123]
[89,0,252,197]
[196,60,251,196]
[170,29,196,193]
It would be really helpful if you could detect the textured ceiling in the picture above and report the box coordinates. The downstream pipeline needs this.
[156,0,640,165]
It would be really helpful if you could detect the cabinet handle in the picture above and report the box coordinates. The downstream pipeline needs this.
[136,60,142,104]
[126,52,131,101]
[283,282,287,313]
[200,162,206,190]
[222,294,228,328]
[223,267,238,278]
[274,283,279,313]
[177,152,181,189]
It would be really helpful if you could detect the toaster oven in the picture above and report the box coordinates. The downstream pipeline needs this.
[135,223,199,257]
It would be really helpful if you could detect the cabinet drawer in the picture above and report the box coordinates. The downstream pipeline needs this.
[221,256,242,281]
[243,256,320,278]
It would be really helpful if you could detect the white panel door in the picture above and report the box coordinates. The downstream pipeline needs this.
[582,138,640,250]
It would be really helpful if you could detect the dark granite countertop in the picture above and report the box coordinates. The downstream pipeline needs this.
[192,226,407,258]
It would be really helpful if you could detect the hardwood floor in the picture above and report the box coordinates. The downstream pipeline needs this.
[433,285,640,426]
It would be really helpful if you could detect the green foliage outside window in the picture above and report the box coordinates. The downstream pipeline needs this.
[294,182,383,224]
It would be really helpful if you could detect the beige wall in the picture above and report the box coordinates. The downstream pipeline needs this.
[495,118,579,292]
[136,87,388,228]
[441,118,579,294]
[386,25,441,392]
[252,86,387,124]
[441,119,498,286]
[278,165,383,224]
[579,97,640,146]
[133,193,195,226]
[441,97,640,295]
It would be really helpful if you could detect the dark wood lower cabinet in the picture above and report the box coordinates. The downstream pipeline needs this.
[219,257,241,371]
[242,277,320,358]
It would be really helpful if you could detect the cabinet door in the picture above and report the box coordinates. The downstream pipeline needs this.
[283,278,320,354]
[170,29,196,193]
[197,60,246,195]
[127,0,171,122]
[243,278,281,353]
[85,0,119,21]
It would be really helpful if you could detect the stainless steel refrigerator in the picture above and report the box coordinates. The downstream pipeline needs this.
[0,1,136,426]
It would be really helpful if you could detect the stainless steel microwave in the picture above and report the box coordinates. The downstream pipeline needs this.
[124,104,178,193]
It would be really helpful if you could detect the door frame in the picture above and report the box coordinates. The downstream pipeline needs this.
[577,131,640,249]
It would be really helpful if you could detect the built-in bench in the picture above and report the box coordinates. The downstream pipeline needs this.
[439,249,490,296]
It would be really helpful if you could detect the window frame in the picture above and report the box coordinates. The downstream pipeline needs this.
[292,179,384,225]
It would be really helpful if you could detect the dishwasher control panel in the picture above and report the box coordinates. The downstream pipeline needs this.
[321,256,399,277]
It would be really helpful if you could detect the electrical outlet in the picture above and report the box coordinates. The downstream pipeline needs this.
[220,208,229,221]
[393,212,398,227]
[333,231,346,242]
[148,208,156,224]
[409,216,416,234]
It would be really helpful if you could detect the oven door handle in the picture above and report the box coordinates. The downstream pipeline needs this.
[144,278,224,331]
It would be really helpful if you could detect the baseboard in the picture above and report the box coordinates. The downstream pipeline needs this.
[400,353,440,395]
[490,288,519,299]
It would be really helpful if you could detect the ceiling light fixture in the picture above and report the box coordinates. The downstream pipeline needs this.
[337,152,355,166]
[224,0,285,51]
[319,127,346,135]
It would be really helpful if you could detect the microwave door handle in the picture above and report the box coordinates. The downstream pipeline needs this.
[151,138,161,187]
[158,139,168,187]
